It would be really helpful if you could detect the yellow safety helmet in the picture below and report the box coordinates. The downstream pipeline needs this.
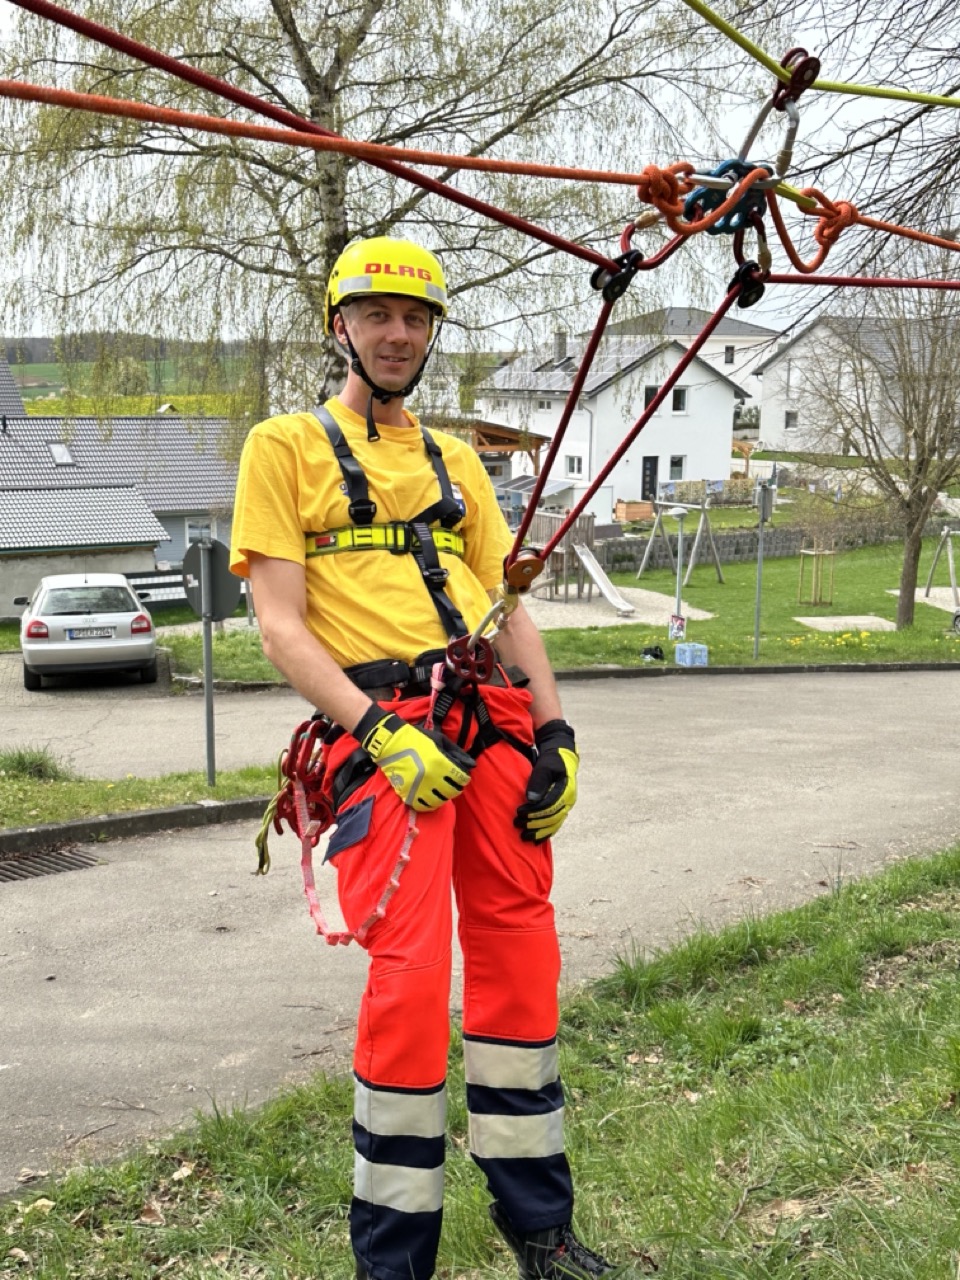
[325,236,449,335]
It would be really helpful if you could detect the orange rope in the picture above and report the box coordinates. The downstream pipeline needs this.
[0,76,653,187]
[635,161,773,237]
[768,186,960,273]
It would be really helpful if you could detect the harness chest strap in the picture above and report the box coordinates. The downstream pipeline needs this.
[306,524,465,559]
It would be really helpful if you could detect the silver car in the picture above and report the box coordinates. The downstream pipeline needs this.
[16,573,158,691]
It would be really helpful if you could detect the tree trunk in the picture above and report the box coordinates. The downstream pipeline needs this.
[896,520,926,629]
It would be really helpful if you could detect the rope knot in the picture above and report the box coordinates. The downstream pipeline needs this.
[636,163,693,215]
[816,199,859,247]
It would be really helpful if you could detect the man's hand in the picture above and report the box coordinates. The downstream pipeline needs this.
[514,719,578,844]
[353,705,475,811]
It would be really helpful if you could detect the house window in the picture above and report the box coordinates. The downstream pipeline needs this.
[644,385,659,409]
[670,455,684,480]
[784,410,798,431]
[187,518,213,544]
[48,442,75,466]
[537,399,553,410]
[672,387,688,413]
[565,455,583,477]
[724,345,735,364]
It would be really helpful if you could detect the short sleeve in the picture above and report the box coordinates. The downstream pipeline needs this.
[229,423,307,578]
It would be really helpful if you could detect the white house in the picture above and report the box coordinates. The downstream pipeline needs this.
[476,331,749,520]
[597,307,782,403]
[755,314,925,454]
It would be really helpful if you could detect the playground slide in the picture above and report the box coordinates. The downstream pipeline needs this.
[571,542,636,616]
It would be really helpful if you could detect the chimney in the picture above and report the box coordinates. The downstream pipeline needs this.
[553,329,567,363]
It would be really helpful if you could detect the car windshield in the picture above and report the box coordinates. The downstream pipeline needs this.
[41,586,139,616]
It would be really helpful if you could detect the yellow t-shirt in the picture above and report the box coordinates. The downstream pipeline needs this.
[230,397,512,667]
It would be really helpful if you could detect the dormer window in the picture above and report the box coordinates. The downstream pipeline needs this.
[48,442,75,466]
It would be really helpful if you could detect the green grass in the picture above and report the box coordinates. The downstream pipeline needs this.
[546,537,960,669]
[0,747,275,829]
[6,843,960,1275]
[24,393,243,417]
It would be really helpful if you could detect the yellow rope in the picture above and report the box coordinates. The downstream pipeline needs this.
[679,0,960,110]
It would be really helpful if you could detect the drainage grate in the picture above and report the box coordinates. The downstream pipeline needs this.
[0,847,102,883]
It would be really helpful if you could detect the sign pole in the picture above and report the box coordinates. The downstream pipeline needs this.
[753,482,773,660]
[200,539,216,786]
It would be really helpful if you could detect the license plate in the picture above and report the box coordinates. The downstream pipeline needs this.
[68,627,114,639]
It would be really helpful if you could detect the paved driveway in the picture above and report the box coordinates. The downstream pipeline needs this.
[1,665,959,1191]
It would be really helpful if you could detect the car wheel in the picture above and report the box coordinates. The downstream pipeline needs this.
[140,658,159,684]
[953,612,960,634]
[23,665,42,691]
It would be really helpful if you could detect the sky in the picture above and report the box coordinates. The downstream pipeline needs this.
[0,0,945,348]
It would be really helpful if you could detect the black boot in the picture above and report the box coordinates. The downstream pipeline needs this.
[489,1201,625,1279]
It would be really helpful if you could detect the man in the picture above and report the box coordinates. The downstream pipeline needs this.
[231,236,626,1280]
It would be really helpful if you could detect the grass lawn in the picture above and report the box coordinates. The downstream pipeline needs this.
[0,744,275,830]
[5,843,960,1276]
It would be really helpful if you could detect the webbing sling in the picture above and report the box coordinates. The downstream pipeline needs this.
[312,404,469,638]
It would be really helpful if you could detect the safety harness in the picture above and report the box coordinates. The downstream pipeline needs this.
[255,405,535,944]
[311,404,469,640]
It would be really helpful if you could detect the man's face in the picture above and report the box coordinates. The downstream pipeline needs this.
[334,294,433,393]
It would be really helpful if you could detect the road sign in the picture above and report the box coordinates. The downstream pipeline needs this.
[183,539,241,621]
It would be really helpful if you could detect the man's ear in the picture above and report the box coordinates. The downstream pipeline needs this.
[332,310,348,346]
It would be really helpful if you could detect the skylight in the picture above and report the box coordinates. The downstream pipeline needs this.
[48,442,75,466]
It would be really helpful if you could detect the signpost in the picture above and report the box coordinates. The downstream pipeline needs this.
[753,481,774,660]
[183,538,242,785]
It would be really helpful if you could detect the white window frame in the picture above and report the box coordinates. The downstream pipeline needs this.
[644,385,659,410]
[724,345,735,365]
[672,387,688,414]
[537,399,553,411]
[784,410,799,432]
[669,455,685,481]
[565,455,583,477]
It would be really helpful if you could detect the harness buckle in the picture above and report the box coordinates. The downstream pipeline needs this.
[348,497,378,524]
[423,565,450,587]
[387,521,409,554]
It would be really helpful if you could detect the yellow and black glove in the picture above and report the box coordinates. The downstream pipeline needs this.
[515,719,579,844]
[353,705,475,812]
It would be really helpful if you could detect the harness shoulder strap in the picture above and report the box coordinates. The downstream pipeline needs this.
[418,428,465,529]
[314,404,377,525]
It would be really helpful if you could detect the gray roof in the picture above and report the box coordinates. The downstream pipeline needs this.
[752,314,912,375]
[481,337,750,399]
[0,361,26,417]
[0,415,240,511]
[585,306,782,340]
[0,484,171,553]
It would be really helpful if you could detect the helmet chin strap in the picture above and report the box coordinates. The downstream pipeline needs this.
[338,319,444,442]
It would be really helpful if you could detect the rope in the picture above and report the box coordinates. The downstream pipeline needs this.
[635,161,773,237]
[538,275,748,559]
[508,298,616,560]
[0,76,666,190]
[677,0,960,111]
[767,188,960,274]
[6,0,618,274]
[767,273,960,292]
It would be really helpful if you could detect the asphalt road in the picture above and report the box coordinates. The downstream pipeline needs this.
[2,658,959,1193]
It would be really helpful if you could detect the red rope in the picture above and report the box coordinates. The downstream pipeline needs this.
[507,299,616,562]
[767,273,960,290]
[7,0,618,274]
[539,279,746,559]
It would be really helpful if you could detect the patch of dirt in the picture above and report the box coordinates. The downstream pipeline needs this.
[862,939,960,993]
